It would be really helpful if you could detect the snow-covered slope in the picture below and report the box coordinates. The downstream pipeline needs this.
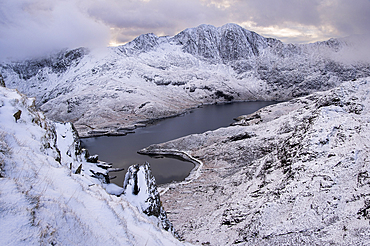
[0,85,186,245]
[139,78,370,245]
[1,24,369,137]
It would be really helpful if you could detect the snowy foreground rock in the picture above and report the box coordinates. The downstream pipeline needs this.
[1,24,370,137]
[0,86,186,245]
[140,78,370,245]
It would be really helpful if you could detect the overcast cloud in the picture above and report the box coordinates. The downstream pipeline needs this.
[1,0,370,61]
[0,0,109,61]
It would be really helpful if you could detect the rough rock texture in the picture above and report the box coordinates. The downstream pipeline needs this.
[139,78,370,245]
[0,73,5,87]
[1,24,369,137]
[123,162,175,233]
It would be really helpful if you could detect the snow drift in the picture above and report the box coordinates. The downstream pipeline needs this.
[0,85,186,245]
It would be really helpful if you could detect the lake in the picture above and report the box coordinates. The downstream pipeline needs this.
[80,101,275,186]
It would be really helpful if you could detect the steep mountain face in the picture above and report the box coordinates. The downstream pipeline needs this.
[1,24,370,137]
[173,23,268,61]
[0,86,185,245]
[139,77,370,245]
[7,48,87,80]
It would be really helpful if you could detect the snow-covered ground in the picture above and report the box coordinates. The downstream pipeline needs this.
[139,78,370,245]
[0,86,187,245]
[1,24,369,137]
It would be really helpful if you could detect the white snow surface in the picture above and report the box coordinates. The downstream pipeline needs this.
[0,86,187,245]
[139,78,370,245]
[124,165,153,211]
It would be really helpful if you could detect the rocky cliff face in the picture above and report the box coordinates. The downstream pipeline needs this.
[1,24,369,137]
[123,162,175,233]
[139,77,370,245]
[172,23,269,61]
[5,48,87,80]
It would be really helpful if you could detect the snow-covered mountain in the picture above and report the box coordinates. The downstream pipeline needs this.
[1,23,369,137]
[2,23,370,245]
[0,85,186,245]
[139,77,370,245]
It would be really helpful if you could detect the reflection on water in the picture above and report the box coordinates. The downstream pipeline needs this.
[81,101,275,186]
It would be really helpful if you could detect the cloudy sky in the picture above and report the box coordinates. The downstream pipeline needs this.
[1,0,370,60]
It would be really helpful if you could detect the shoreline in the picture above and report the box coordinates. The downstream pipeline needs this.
[137,148,204,195]
[76,99,280,138]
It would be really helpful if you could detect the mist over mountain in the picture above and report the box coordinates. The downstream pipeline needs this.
[2,23,370,245]
[1,23,370,137]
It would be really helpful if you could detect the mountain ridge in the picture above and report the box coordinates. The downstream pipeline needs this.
[120,23,344,61]
[1,23,369,137]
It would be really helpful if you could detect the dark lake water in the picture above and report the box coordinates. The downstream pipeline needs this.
[81,101,275,186]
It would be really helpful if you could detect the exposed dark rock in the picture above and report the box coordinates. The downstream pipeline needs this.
[214,90,234,101]
[138,101,150,109]
[96,162,113,169]
[357,199,370,220]
[357,171,370,187]
[0,74,5,87]
[227,132,256,142]
[13,110,21,122]
[75,164,82,174]
[123,162,175,233]
[86,154,98,163]
[90,170,110,184]
[10,47,87,80]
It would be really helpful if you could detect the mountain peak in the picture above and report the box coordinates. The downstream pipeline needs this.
[122,33,160,54]
[171,23,267,61]
[118,23,271,60]
[221,22,245,30]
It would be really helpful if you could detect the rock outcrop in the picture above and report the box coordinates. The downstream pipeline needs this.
[0,73,5,87]
[123,162,175,233]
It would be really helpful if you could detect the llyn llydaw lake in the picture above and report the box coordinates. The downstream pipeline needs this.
[81,101,275,186]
